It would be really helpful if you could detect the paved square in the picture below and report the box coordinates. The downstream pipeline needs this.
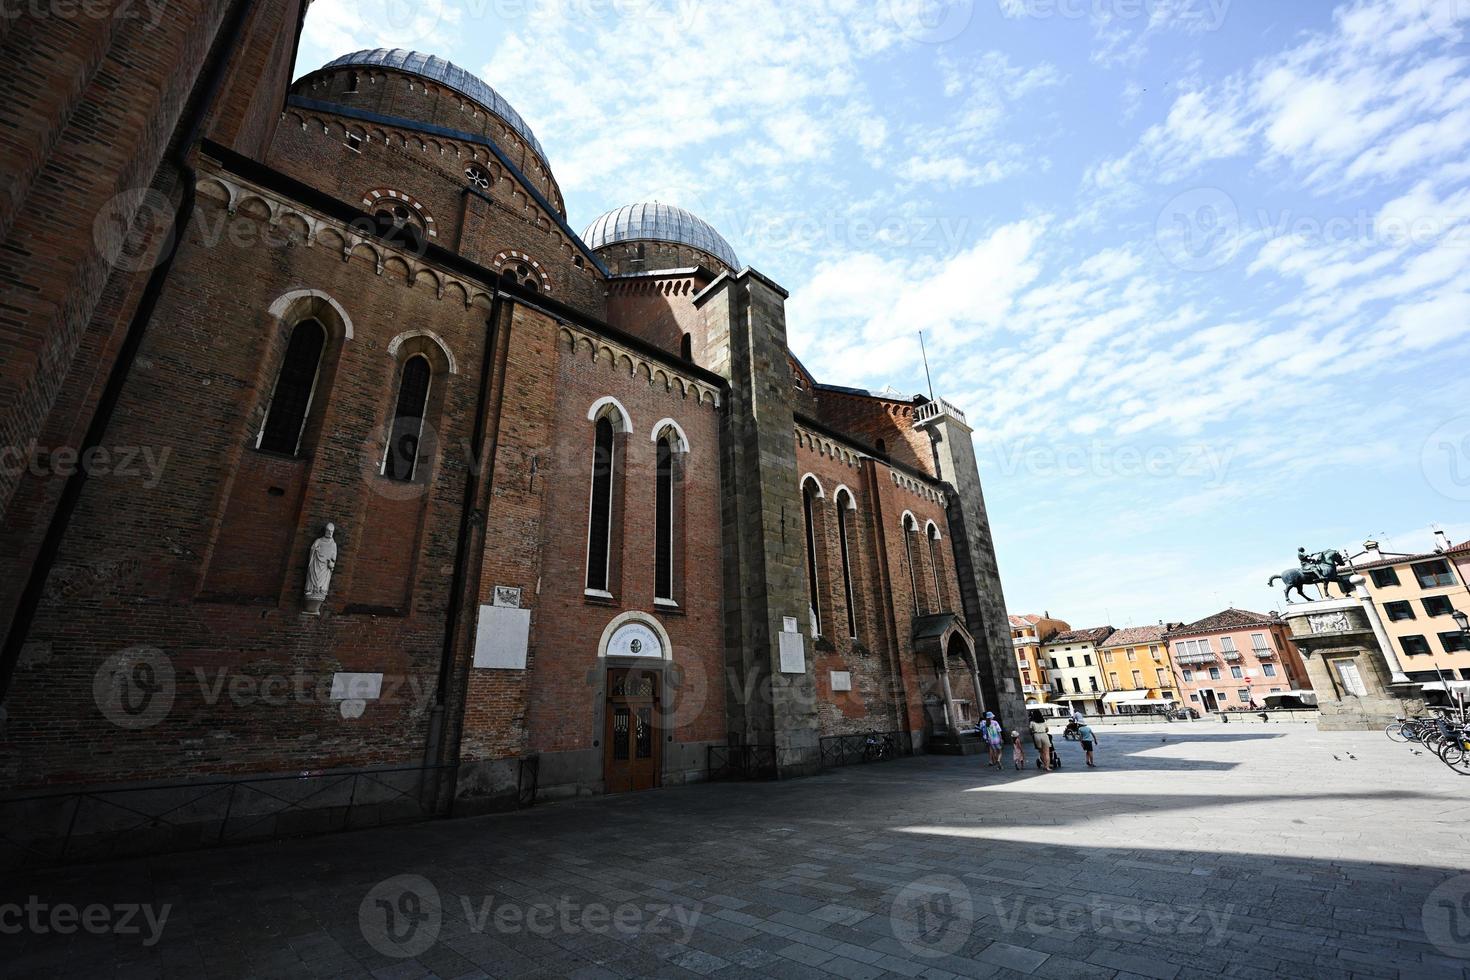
[5,723,1470,979]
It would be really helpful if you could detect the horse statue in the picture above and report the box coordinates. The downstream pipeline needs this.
[1268,547,1353,603]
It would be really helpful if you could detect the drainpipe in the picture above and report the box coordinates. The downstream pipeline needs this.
[0,0,258,705]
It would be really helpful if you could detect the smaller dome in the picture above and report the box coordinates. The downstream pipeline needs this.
[582,202,740,272]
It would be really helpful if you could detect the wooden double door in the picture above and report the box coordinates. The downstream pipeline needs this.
[604,667,661,793]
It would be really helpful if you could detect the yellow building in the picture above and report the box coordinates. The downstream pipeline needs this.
[1009,613,1069,710]
[1351,533,1470,692]
[1097,624,1180,715]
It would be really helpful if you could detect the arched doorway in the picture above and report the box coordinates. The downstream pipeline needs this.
[598,613,673,793]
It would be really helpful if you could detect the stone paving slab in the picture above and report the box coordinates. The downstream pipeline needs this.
[3,724,1470,978]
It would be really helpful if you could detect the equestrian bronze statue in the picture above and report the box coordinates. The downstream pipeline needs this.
[1268,547,1354,603]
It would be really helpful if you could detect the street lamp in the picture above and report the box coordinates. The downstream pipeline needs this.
[1453,609,1469,634]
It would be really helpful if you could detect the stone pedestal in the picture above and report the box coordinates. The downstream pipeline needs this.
[1282,597,1423,730]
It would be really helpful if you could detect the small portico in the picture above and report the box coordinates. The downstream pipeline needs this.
[912,613,988,753]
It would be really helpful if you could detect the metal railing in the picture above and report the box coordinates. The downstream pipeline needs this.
[1,762,458,868]
[818,730,912,769]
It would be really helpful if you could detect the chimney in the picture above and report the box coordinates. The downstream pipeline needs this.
[1363,539,1384,563]
[1434,527,1452,553]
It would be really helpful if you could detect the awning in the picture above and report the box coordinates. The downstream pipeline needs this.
[1261,689,1319,705]
[1118,697,1169,706]
[1101,692,1133,704]
[1420,680,1470,694]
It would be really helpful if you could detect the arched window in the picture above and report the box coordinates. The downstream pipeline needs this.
[586,416,617,594]
[802,481,822,636]
[373,203,424,252]
[902,513,919,617]
[835,489,857,639]
[655,435,675,601]
[927,522,943,612]
[257,318,326,456]
[381,355,432,480]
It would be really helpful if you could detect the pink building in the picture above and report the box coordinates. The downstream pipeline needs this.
[1165,609,1310,713]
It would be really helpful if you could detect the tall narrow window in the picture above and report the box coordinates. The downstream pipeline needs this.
[803,484,822,636]
[257,318,326,456]
[586,417,616,593]
[655,436,674,601]
[835,491,857,638]
[903,513,919,616]
[927,523,943,611]
[381,355,431,480]
[680,333,693,361]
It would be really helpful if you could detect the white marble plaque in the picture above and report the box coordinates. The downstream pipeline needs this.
[783,616,798,633]
[779,631,805,674]
[474,605,531,669]
[1308,611,1350,634]
[329,672,382,700]
[831,670,852,692]
[493,585,522,608]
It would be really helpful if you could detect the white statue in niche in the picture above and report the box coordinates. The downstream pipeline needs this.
[304,522,337,614]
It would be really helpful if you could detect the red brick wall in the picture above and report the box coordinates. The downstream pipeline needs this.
[814,388,935,476]
[268,103,605,319]
[603,273,715,364]
[793,430,965,738]
[0,174,497,786]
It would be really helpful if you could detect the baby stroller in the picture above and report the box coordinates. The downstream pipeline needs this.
[1036,746,1062,770]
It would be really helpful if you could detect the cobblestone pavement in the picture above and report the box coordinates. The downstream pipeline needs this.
[5,723,1470,979]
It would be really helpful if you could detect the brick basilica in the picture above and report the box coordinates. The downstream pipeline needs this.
[0,5,1020,828]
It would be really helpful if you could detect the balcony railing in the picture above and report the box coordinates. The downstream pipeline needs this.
[1174,651,1218,665]
[1221,649,1242,661]
[1252,647,1276,659]
[913,398,968,426]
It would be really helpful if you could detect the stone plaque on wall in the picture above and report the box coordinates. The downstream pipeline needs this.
[831,670,852,692]
[779,631,805,674]
[474,605,531,669]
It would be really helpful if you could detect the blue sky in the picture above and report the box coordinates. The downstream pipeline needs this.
[295,0,1470,629]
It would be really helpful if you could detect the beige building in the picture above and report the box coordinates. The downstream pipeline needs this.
[1350,532,1470,691]
[1041,626,1114,716]
[1010,613,1070,709]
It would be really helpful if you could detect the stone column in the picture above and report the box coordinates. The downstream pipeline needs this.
[697,269,820,778]
[938,659,959,736]
[1351,576,1410,684]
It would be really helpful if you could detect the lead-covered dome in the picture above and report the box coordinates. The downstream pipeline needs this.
[323,48,549,170]
[582,203,740,272]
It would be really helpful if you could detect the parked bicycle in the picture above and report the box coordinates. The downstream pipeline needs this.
[1386,712,1470,775]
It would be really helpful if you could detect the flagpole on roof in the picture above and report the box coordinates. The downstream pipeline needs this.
[919,331,934,401]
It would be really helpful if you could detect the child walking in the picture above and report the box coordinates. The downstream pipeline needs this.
[1076,719,1099,767]
[1009,730,1025,770]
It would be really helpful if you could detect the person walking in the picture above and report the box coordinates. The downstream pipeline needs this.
[1076,719,1099,767]
[1009,729,1026,770]
[979,711,1003,768]
[1029,709,1055,771]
